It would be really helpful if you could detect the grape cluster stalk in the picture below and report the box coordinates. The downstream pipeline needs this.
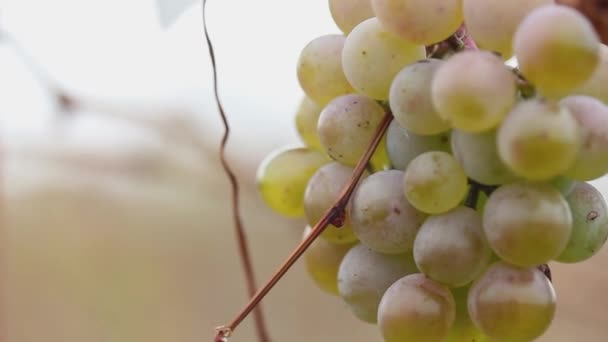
[210,1,608,341]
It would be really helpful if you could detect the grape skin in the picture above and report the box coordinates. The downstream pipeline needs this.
[431,50,517,133]
[351,170,427,254]
[452,129,517,186]
[482,182,572,267]
[414,207,492,287]
[389,59,450,135]
[304,162,362,244]
[342,18,426,100]
[386,121,451,171]
[377,274,455,342]
[497,99,581,181]
[297,34,354,105]
[574,44,608,103]
[403,151,468,214]
[557,182,608,263]
[463,0,554,59]
[371,0,463,45]
[317,94,387,167]
[328,0,375,34]
[468,262,557,342]
[257,147,329,217]
[303,226,355,295]
[514,4,600,98]
[338,244,417,323]
[295,96,324,151]
[561,95,608,181]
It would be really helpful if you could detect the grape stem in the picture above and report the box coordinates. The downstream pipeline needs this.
[213,110,393,342]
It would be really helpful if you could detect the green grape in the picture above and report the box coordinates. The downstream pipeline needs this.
[257,147,329,217]
[482,182,572,267]
[317,94,386,166]
[451,129,517,185]
[386,121,451,171]
[574,44,608,103]
[561,96,608,181]
[475,189,488,215]
[377,274,456,342]
[403,151,468,214]
[338,244,417,323]
[389,59,450,135]
[328,0,375,34]
[369,133,392,172]
[446,286,488,342]
[463,0,553,59]
[351,170,427,254]
[304,162,362,244]
[295,96,324,151]
[371,0,463,45]
[468,262,556,342]
[414,207,492,287]
[302,226,355,296]
[497,99,581,181]
[514,4,600,98]
[297,34,354,105]
[431,50,517,133]
[342,18,426,100]
[551,176,576,197]
[557,182,608,263]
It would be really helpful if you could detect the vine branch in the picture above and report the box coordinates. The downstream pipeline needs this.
[214,111,393,341]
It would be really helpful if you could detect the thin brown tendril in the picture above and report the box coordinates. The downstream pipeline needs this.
[201,1,270,341]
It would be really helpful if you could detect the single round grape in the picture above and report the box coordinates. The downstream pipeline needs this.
[514,5,600,98]
[338,244,417,323]
[403,151,468,214]
[446,286,488,342]
[297,34,354,105]
[574,44,608,103]
[482,182,572,267]
[295,96,324,151]
[371,0,463,45]
[328,0,375,34]
[451,129,517,185]
[561,95,608,181]
[304,162,362,244]
[463,0,554,59]
[377,274,456,342]
[257,147,328,217]
[386,121,451,171]
[389,59,450,135]
[431,50,517,133]
[302,226,355,295]
[551,176,576,197]
[414,207,492,287]
[351,170,427,254]
[317,94,386,167]
[497,99,581,181]
[557,182,608,263]
[468,262,557,341]
[342,18,426,100]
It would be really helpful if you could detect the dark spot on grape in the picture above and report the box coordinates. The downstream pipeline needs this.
[393,207,401,215]
[361,50,367,56]
[587,211,599,221]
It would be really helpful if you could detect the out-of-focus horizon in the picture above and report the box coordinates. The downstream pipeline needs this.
[0,1,606,341]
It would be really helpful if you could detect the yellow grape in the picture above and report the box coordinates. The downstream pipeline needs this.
[303,226,355,295]
[328,0,375,34]
[257,147,329,217]
[463,0,553,59]
[297,34,354,105]
[514,4,600,98]
[372,0,463,45]
[574,44,608,103]
[342,18,426,100]
[446,286,489,342]
[295,96,324,151]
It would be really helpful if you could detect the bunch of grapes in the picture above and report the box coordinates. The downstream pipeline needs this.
[256,1,608,341]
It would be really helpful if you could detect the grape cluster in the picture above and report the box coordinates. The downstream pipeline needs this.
[256,1,608,341]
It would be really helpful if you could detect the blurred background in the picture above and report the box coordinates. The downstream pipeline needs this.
[0,0,606,341]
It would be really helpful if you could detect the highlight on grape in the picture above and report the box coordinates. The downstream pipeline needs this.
[256,1,608,341]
